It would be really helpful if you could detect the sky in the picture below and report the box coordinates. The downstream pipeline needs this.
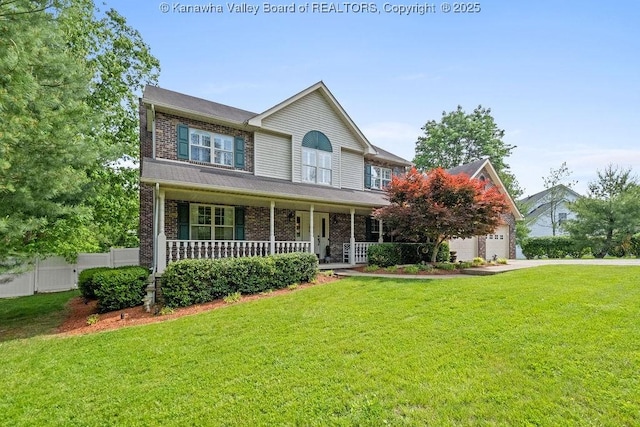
[105,0,639,197]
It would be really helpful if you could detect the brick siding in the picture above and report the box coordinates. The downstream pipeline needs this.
[154,112,254,173]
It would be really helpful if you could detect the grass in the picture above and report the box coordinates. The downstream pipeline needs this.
[0,290,78,342]
[1,266,639,425]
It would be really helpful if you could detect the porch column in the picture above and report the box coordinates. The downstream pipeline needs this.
[269,201,275,255]
[349,208,355,265]
[157,189,167,273]
[309,204,315,254]
[378,219,384,243]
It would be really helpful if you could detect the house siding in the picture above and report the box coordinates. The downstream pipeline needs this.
[262,91,365,188]
[154,112,254,173]
[341,149,364,190]
[140,101,153,160]
[254,132,292,180]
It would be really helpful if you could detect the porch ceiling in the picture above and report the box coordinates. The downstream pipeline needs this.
[143,158,386,215]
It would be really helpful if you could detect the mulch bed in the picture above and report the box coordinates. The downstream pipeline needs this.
[350,265,463,275]
[57,274,340,337]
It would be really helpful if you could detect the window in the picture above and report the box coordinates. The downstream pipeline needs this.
[189,129,233,166]
[371,166,392,189]
[302,148,331,184]
[302,131,332,185]
[370,216,380,234]
[558,212,568,225]
[190,204,234,240]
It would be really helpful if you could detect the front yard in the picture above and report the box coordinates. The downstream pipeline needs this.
[1,265,639,425]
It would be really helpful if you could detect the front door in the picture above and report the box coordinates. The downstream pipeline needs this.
[296,212,330,259]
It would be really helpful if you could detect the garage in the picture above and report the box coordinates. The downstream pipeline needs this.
[486,225,509,259]
[449,237,478,261]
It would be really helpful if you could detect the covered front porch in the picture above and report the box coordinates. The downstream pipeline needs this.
[153,185,385,273]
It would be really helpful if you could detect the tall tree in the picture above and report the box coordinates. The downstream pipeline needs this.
[0,0,159,270]
[0,0,102,268]
[413,105,522,199]
[57,0,159,249]
[373,167,510,262]
[565,165,640,258]
[541,162,578,236]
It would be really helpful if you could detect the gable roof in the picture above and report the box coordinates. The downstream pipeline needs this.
[370,145,413,166]
[248,81,377,155]
[519,184,582,207]
[142,85,257,124]
[446,158,523,219]
[142,82,411,165]
[445,158,488,178]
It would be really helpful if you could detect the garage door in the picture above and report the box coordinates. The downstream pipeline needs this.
[486,225,509,259]
[449,237,478,261]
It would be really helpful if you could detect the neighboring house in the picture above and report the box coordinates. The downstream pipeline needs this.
[139,82,412,273]
[446,159,522,261]
[519,184,581,235]
[139,82,521,273]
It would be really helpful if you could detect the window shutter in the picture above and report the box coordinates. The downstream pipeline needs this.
[177,124,189,160]
[177,202,189,240]
[364,165,372,189]
[234,207,245,240]
[365,216,373,242]
[234,137,245,169]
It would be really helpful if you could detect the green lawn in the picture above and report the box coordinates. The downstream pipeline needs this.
[0,290,79,342]
[1,266,639,426]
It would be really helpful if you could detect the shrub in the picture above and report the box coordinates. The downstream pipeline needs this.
[456,261,473,269]
[521,236,584,259]
[403,265,420,274]
[496,258,508,265]
[435,262,456,271]
[368,242,449,266]
[161,253,318,308]
[93,267,149,313]
[363,265,379,273]
[78,267,112,299]
[472,257,486,267]
[384,265,398,273]
[418,263,434,272]
[223,292,241,304]
[86,314,99,325]
[367,244,402,267]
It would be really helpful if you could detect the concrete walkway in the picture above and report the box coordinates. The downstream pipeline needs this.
[334,258,640,280]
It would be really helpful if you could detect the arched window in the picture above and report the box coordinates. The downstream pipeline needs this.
[301,131,332,185]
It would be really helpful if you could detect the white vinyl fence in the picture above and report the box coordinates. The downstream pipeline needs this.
[0,248,139,298]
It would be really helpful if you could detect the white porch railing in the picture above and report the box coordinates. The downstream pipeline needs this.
[166,240,311,264]
[274,241,311,254]
[343,242,379,264]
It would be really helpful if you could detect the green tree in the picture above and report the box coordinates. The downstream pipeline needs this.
[0,0,158,270]
[541,162,578,236]
[0,0,102,268]
[373,167,510,263]
[57,0,158,249]
[565,165,640,258]
[413,105,522,198]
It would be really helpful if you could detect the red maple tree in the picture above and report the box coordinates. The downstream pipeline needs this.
[373,167,510,262]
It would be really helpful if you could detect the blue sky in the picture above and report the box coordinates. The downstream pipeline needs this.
[107,0,639,197]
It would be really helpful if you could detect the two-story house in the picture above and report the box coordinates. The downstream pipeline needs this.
[139,82,413,273]
[139,82,521,273]
[516,184,581,257]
